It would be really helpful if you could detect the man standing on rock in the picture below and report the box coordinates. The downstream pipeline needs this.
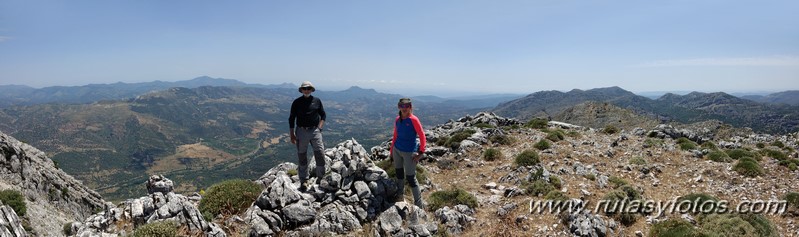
[289,81,327,191]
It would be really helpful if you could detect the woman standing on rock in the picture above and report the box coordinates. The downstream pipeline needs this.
[390,98,427,208]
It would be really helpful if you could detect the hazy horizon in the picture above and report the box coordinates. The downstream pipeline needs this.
[1,76,791,99]
[1,1,797,94]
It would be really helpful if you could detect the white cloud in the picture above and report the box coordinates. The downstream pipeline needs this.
[637,56,799,67]
[0,36,10,42]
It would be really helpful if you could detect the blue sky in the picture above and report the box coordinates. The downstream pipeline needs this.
[1,0,797,95]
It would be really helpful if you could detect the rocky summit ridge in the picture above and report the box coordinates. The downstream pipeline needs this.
[2,112,799,236]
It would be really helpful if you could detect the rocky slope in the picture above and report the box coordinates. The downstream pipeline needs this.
[0,130,105,236]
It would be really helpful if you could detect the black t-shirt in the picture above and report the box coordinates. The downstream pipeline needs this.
[289,95,326,128]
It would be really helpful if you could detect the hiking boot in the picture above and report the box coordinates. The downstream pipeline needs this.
[298,183,308,192]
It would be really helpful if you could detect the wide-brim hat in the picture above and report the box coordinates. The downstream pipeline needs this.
[299,81,315,92]
[398,98,412,105]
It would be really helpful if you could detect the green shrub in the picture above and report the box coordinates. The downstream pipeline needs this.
[427,188,478,211]
[489,133,514,145]
[435,136,449,146]
[738,213,778,237]
[0,190,26,216]
[584,173,596,181]
[601,189,639,226]
[676,137,697,150]
[603,125,620,134]
[733,157,764,177]
[483,148,502,161]
[789,162,798,171]
[644,138,664,148]
[199,179,261,220]
[698,214,759,237]
[618,185,642,200]
[608,176,628,189]
[514,150,540,167]
[756,143,766,149]
[525,118,548,129]
[549,176,562,189]
[544,190,569,201]
[131,221,178,237]
[522,179,554,197]
[534,140,551,150]
[785,192,799,209]
[61,222,76,236]
[545,130,566,142]
[648,219,704,237]
[770,141,785,148]
[629,157,647,165]
[473,122,495,129]
[677,193,721,214]
[63,223,73,236]
[761,149,787,160]
[444,129,476,149]
[700,141,718,150]
[706,150,732,163]
[726,149,760,161]
[286,169,298,176]
[566,130,582,138]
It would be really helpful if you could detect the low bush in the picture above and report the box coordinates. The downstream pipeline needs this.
[648,219,703,237]
[489,133,515,145]
[725,149,760,161]
[608,176,628,189]
[784,192,799,210]
[544,190,569,201]
[427,188,478,211]
[132,221,178,237]
[677,193,721,214]
[286,169,298,176]
[483,148,502,161]
[198,179,261,221]
[756,143,766,149]
[700,141,718,150]
[522,179,554,197]
[706,150,732,163]
[525,118,548,129]
[676,137,697,151]
[0,189,26,216]
[629,157,647,165]
[566,130,582,138]
[514,150,540,167]
[473,122,495,129]
[761,148,788,160]
[545,130,566,142]
[698,214,759,237]
[770,140,785,148]
[603,125,620,134]
[738,213,778,237]
[534,140,551,150]
[444,129,476,149]
[733,157,764,177]
[644,138,664,148]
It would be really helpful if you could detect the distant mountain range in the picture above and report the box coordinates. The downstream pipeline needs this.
[493,86,799,134]
[0,76,295,107]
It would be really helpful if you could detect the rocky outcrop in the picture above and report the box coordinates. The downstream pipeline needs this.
[0,130,105,236]
[72,175,225,237]
[246,139,439,236]
[434,204,475,235]
[0,201,27,237]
